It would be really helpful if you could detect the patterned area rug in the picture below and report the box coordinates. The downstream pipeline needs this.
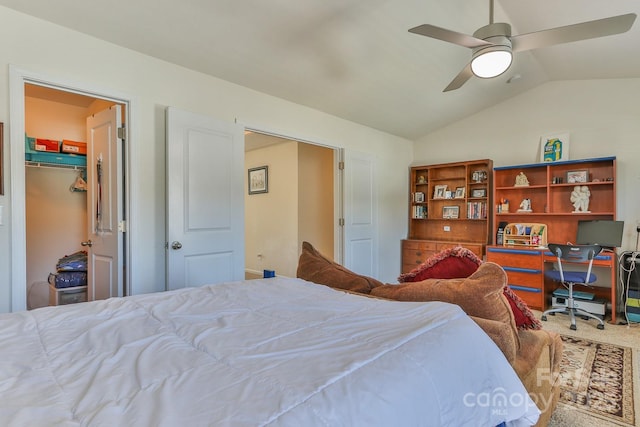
[559,335,635,425]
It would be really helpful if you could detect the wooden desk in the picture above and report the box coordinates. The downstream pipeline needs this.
[487,246,618,323]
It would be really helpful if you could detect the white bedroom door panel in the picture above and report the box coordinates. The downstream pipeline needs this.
[166,107,245,290]
[86,105,123,300]
[343,149,378,278]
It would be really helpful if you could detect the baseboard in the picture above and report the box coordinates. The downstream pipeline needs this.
[245,269,262,280]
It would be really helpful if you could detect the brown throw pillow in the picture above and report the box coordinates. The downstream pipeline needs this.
[371,262,519,347]
[296,241,383,294]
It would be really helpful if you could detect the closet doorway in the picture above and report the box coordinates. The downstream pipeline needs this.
[9,68,131,312]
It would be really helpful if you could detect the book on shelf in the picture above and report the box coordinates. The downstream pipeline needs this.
[412,205,427,219]
[467,201,487,219]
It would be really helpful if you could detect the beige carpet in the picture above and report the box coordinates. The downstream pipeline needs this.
[533,310,640,427]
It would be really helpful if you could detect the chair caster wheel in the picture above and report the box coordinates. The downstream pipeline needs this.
[541,315,547,321]
[597,324,604,330]
[570,325,577,331]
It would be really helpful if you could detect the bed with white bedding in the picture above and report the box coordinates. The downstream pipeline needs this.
[0,277,539,426]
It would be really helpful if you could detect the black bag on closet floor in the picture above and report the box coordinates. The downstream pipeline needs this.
[48,271,87,289]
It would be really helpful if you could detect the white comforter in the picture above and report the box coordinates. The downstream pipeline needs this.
[0,277,539,426]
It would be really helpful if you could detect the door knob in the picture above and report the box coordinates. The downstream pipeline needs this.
[81,240,93,247]
[171,241,183,250]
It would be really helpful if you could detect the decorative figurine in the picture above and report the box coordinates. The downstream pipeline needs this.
[570,185,591,212]
[518,198,532,212]
[472,170,487,182]
[514,172,530,187]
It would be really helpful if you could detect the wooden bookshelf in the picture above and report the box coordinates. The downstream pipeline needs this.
[402,159,493,273]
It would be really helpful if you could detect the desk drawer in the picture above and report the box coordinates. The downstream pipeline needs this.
[487,248,543,270]
[503,268,543,290]
[508,286,543,310]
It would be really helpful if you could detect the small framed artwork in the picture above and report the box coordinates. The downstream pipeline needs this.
[413,192,425,203]
[539,132,570,163]
[566,170,588,184]
[248,165,268,194]
[442,205,459,219]
[433,184,447,199]
[454,187,465,199]
[471,188,487,198]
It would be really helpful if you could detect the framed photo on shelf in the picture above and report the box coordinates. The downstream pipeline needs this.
[442,205,459,219]
[471,188,486,198]
[413,192,425,203]
[454,187,465,199]
[248,165,268,194]
[433,184,447,199]
[566,169,588,184]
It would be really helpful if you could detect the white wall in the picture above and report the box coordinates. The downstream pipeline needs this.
[298,143,334,261]
[0,7,413,312]
[414,79,640,251]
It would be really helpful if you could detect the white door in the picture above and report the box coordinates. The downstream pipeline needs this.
[166,107,245,289]
[343,150,378,277]
[86,105,123,300]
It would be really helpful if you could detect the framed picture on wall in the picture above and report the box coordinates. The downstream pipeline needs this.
[248,165,268,194]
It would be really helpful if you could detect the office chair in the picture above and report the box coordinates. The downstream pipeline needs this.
[541,243,605,330]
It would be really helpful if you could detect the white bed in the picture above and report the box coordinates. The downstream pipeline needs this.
[0,277,539,426]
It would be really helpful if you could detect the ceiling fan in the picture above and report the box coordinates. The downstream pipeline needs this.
[409,0,637,92]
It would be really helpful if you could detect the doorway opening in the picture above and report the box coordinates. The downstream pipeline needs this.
[9,67,132,312]
[243,130,342,278]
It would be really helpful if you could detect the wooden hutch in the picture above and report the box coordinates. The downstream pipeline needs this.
[402,159,493,274]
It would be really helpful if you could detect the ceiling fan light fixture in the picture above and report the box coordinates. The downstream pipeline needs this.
[471,46,512,78]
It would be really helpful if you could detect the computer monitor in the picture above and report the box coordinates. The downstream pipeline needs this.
[575,220,624,249]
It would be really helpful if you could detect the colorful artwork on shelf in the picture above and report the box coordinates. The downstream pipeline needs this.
[540,132,570,163]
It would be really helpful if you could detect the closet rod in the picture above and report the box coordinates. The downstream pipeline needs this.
[25,161,86,171]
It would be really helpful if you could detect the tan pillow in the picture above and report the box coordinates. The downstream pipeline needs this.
[296,241,383,294]
[371,262,519,348]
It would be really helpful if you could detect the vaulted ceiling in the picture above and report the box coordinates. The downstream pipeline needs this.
[3,0,639,140]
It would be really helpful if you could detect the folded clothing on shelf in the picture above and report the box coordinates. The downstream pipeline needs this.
[56,251,88,272]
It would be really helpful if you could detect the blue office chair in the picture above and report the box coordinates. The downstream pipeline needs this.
[541,243,605,330]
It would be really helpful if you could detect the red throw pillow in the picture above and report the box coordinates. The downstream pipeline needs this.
[398,246,482,282]
[503,286,542,330]
[398,246,541,330]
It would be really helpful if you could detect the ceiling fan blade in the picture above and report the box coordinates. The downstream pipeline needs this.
[511,13,636,52]
[409,24,492,49]
[443,63,474,92]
